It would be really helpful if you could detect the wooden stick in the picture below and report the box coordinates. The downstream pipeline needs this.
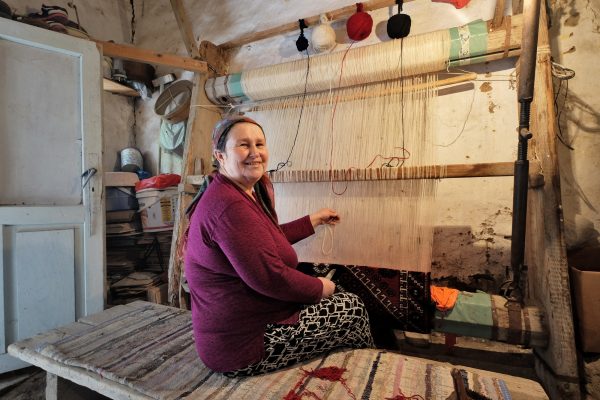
[492,0,507,29]
[268,162,540,183]
[102,78,138,97]
[170,0,200,59]
[242,73,478,112]
[219,0,408,50]
[95,40,207,73]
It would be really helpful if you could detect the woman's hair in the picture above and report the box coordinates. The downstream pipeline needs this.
[211,115,263,169]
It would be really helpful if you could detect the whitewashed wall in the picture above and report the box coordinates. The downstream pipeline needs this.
[10,1,135,173]
[549,0,600,250]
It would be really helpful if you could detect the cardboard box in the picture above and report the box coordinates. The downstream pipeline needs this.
[570,249,600,353]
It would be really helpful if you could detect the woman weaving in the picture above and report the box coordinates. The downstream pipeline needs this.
[185,115,374,377]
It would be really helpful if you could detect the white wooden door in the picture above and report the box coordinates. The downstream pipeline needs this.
[0,19,104,373]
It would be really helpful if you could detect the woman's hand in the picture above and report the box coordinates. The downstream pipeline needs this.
[309,208,340,228]
[317,277,336,298]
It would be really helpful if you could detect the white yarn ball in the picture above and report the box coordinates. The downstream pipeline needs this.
[311,15,336,53]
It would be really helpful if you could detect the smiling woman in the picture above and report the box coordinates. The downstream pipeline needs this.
[184,115,374,377]
[213,121,269,195]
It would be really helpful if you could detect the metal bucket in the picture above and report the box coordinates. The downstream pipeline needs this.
[120,147,143,172]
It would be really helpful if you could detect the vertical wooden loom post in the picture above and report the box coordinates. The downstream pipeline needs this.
[167,68,222,307]
[525,5,580,398]
[166,0,226,306]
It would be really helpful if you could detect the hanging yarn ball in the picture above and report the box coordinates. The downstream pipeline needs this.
[387,0,411,39]
[311,14,336,53]
[296,19,309,52]
[346,3,373,41]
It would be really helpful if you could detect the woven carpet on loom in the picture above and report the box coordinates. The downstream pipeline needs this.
[298,263,433,333]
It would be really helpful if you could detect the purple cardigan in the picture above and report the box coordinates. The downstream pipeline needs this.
[185,173,323,372]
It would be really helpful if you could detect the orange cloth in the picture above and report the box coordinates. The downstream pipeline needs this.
[430,286,460,312]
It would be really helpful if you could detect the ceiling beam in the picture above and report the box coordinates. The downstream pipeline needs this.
[95,40,207,73]
[170,0,200,58]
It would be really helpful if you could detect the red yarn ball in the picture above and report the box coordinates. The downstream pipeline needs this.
[346,6,373,41]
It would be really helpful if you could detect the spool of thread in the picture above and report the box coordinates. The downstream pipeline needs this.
[312,14,336,53]
[120,147,143,172]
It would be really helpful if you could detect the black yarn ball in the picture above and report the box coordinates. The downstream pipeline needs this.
[296,34,309,52]
[387,13,411,39]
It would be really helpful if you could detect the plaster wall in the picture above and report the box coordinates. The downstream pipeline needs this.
[549,0,600,249]
[9,1,135,173]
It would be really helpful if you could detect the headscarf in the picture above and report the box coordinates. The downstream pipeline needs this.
[211,115,263,152]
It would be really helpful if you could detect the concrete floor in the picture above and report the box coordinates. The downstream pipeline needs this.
[0,367,44,400]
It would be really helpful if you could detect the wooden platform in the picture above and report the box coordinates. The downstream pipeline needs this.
[8,301,547,399]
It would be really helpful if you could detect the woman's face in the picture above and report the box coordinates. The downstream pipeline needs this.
[215,122,269,192]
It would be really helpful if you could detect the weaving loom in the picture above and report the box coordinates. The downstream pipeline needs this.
[204,18,520,273]
[165,1,578,396]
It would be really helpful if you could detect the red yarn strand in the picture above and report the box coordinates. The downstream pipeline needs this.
[284,366,356,400]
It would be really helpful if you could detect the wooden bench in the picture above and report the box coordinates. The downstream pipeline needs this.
[8,301,548,399]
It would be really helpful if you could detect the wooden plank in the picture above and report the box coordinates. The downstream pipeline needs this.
[524,5,580,399]
[261,162,541,183]
[102,78,138,97]
[95,40,207,73]
[169,0,200,59]
[219,0,408,50]
[492,0,507,29]
[8,346,151,400]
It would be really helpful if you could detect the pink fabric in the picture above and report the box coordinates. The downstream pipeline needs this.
[185,173,323,372]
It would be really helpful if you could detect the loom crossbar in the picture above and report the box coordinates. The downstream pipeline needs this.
[262,162,541,183]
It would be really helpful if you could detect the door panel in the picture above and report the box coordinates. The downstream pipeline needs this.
[0,35,83,205]
[0,19,105,373]
[15,230,75,339]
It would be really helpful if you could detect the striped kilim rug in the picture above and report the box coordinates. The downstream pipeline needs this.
[29,302,510,400]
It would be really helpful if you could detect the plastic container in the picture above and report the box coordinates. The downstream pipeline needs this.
[106,187,138,211]
[136,187,178,232]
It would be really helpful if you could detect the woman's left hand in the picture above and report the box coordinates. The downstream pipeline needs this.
[310,208,340,228]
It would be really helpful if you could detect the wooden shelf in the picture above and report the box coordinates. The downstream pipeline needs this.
[103,78,139,97]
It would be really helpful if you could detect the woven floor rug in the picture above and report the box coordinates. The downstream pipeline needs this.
[27,303,510,400]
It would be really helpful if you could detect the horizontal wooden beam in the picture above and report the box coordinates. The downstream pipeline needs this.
[95,40,207,73]
[266,162,541,183]
[186,162,542,186]
[219,0,409,50]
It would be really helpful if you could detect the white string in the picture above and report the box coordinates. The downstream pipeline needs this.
[321,225,335,256]
[236,34,449,272]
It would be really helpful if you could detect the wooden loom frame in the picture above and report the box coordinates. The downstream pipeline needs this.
[167,3,580,398]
